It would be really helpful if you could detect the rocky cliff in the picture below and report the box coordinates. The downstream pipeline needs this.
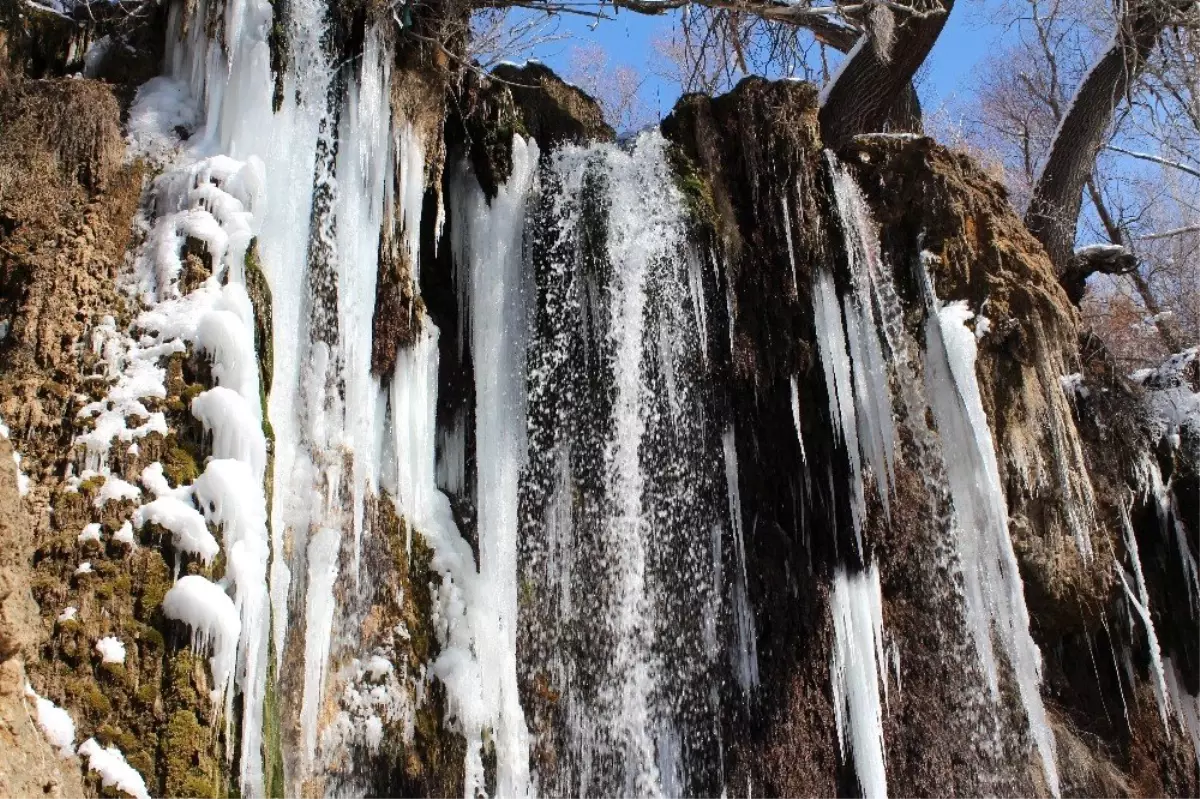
[0,1,1196,797]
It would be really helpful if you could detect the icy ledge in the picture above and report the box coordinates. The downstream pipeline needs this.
[75,148,271,796]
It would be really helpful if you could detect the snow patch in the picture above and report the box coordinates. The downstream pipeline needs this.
[24,685,76,757]
[78,738,151,799]
[95,636,126,664]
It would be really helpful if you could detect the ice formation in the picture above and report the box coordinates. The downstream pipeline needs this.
[162,574,241,705]
[95,636,127,664]
[25,685,76,757]
[924,298,1060,798]
[830,565,889,799]
[79,738,151,799]
[724,427,760,694]
[134,495,218,565]
[1116,502,1171,731]
[449,133,537,796]
[811,158,899,554]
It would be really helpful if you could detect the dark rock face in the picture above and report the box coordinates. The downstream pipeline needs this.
[660,80,1199,797]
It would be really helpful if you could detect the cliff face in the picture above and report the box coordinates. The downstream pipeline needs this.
[0,3,1196,798]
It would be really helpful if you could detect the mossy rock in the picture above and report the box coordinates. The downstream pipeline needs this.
[162,709,219,798]
[243,240,274,400]
[162,441,200,487]
[66,676,112,718]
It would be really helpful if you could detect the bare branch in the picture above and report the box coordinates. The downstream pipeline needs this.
[1137,223,1200,241]
[1106,144,1200,180]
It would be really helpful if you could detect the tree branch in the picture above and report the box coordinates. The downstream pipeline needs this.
[1137,223,1200,241]
[1106,144,1200,180]
[1024,0,1195,275]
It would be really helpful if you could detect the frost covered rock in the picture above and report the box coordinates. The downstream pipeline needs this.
[24,686,76,757]
[78,738,151,799]
[95,636,126,664]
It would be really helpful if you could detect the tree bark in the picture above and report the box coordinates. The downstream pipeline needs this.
[808,15,924,135]
[1025,0,1183,274]
[817,0,951,148]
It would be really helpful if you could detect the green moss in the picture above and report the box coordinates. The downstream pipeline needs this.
[135,622,164,651]
[79,474,107,495]
[126,749,155,782]
[162,443,200,487]
[163,709,218,799]
[113,573,132,595]
[67,677,112,717]
[138,551,171,616]
[56,617,82,634]
[99,661,127,682]
[165,651,199,708]
[667,144,718,230]
[95,581,114,600]
[135,684,159,707]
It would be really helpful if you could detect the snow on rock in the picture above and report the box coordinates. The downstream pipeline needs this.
[114,521,136,547]
[74,562,93,576]
[2,419,32,496]
[24,685,76,757]
[58,607,78,623]
[12,451,30,497]
[95,636,126,664]
[78,738,151,799]
[78,523,102,543]
[95,475,141,508]
[1131,347,1199,451]
[133,495,218,566]
[191,387,266,479]
[162,574,241,704]
[126,76,200,163]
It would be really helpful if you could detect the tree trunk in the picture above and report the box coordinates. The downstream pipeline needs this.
[817,0,951,148]
[1025,0,1178,274]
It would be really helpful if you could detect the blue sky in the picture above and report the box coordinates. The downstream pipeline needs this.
[512,0,1012,123]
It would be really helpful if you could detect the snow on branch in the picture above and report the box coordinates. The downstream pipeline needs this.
[1107,144,1200,180]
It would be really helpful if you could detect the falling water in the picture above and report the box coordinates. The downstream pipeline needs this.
[518,133,730,797]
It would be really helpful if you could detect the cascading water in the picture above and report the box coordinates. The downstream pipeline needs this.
[515,134,731,797]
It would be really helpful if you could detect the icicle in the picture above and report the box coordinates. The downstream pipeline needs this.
[924,298,1060,798]
[811,266,867,551]
[1116,502,1172,732]
[789,376,809,467]
[1163,657,1200,760]
[830,564,889,799]
[459,134,538,797]
[723,427,759,694]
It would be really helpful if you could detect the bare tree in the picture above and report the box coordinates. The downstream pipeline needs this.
[566,42,655,131]
[959,0,1198,361]
[1025,0,1200,274]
